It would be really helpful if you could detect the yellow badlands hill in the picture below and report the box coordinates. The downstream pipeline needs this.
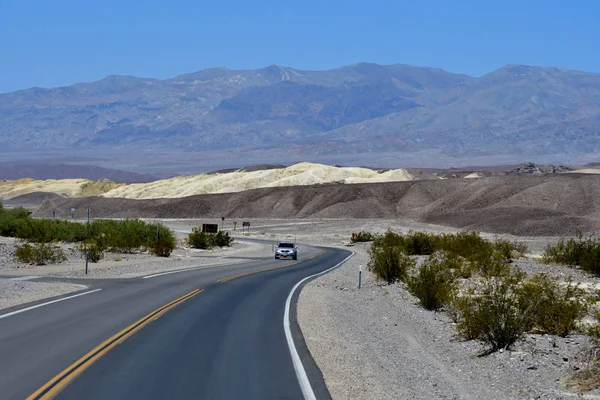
[0,179,123,200]
[0,163,415,201]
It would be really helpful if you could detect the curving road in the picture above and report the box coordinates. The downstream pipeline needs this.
[0,240,352,400]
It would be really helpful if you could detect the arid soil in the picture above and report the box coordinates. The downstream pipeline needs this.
[1,216,599,398]
[33,174,600,236]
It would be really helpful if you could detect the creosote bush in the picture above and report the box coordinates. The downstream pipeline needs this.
[453,270,528,352]
[187,228,234,250]
[544,234,600,276]
[351,231,377,243]
[407,252,457,311]
[150,231,177,257]
[0,205,176,258]
[494,238,528,262]
[79,241,104,263]
[368,231,415,283]
[15,242,67,265]
[517,274,587,337]
[367,230,519,282]
[452,271,588,352]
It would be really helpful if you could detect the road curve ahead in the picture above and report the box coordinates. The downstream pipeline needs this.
[0,241,352,400]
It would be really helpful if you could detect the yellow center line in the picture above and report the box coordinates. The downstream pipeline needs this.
[27,288,203,400]
[218,250,328,283]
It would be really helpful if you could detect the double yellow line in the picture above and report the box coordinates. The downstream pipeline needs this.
[218,262,296,283]
[218,250,328,283]
[27,289,202,400]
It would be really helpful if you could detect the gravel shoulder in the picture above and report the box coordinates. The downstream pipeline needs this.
[298,247,598,400]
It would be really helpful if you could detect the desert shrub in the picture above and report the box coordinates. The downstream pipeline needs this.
[494,238,528,262]
[454,270,528,352]
[368,231,415,283]
[401,231,438,255]
[88,244,104,262]
[15,242,67,265]
[351,231,377,243]
[213,230,233,247]
[79,241,104,263]
[407,252,457,311]
[0,212,177,258]
[89,243,104,263]
[474,250,512,277]
[434,232,510,277]
[544,235,600,276]
[587,307,600,339]
[187,228,213,249]
[437,231,492,259]
[516,274,587,337]
[366,230,512,281]
[147,224,176,257]
[0,206,31,237]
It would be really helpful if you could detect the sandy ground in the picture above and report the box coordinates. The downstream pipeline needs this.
[0,233,272,279]
[298,247,599,400]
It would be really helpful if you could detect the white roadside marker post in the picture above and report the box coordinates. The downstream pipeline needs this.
[358,264,362,289]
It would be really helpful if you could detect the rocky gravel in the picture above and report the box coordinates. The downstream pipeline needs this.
[0,235,269,279]
[298,247,600,400]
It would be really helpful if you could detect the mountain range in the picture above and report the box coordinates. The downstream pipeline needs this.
[2,63,599,164]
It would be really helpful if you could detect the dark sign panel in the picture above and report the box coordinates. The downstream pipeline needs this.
[202,224,219,233]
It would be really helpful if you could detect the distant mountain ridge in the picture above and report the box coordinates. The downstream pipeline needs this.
[1,63,599,163]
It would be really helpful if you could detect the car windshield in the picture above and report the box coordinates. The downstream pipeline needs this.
[278,243,294,248]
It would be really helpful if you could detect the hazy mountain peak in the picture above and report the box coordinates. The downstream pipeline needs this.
[1,62,599,166]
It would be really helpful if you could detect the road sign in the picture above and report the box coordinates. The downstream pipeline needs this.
[202,224,219,233]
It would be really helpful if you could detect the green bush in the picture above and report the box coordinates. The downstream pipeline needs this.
[79,241,104,263]
[407,252,457,311]
[213,230,233,247]
[15,242,67,265]
[186,228,233,250]
[437,231,492,259]
[589,308,600,340]
[366,230,513,282]
[401,231,438,256]
[543,235,600,276]
[494,238,529,262]
[516,274,587,337]
[0,210,177,258]
[351,231,377,243]
[453,270,528,352]
[187,228,213,249]
[148,225,177,257]
[368,231,415,283]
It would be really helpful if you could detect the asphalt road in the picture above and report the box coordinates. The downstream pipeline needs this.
[0,240,351,400]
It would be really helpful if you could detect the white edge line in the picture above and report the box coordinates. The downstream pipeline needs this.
[284,251,355,400]
[0,288,102,320]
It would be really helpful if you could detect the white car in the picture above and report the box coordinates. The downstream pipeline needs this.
[275,242,298,260]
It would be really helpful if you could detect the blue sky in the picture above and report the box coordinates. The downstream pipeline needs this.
[0,0,598,93]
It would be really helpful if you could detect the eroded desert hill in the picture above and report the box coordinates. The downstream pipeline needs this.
[0,163,415,201]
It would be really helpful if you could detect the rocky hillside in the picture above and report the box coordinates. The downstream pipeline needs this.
[33,174,600,236]
[0,163,415,200]
[2,63,599,163]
